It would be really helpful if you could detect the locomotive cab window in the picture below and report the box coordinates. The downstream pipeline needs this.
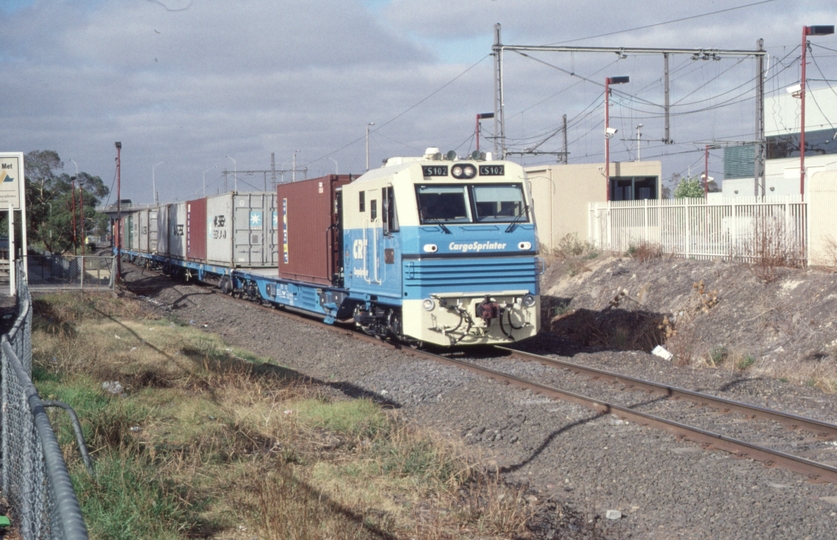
[382,186,399,235]
[359,191,365,213]
[416,185,471,223]
[416,183,527,224]
[473,184,527,223]
[370,199,377,221]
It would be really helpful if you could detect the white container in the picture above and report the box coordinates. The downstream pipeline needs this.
[148,209,158,253]
[206,192,277,268]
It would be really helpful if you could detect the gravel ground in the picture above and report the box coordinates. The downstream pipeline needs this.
[120,263,837,539]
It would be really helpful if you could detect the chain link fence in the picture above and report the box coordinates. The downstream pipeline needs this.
[27,251,115,290]
[1,263,89,539]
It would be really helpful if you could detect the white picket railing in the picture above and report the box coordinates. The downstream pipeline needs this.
[589,196,808,263]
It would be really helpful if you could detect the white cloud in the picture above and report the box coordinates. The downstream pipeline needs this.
[0,0,835,203]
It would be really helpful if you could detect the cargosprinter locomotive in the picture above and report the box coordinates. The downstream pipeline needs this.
[118,148,541,346]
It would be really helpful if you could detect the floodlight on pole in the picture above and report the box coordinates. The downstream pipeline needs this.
[799,24,834,201]
[366,122,375,171]
[605,76,629,201]
[476,112,494,153]
[152,161,165,205]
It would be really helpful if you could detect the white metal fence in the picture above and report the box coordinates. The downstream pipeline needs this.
[589,196,808,263]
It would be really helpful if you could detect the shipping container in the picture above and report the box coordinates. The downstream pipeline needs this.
[168,202,187,259]
[206,192,276,268]
[149,209,158,253]
[157,204,170,255]
[186,198,207,261]
[138,209,151,253]
[277,175,352,286]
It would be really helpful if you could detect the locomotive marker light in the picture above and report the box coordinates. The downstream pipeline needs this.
[451,164,477,179]
[604,75,629,201]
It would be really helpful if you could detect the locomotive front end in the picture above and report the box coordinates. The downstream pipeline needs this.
[401,155,541,346]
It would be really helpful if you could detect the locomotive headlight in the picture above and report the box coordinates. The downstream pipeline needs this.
[423,244,438,253]
[518,241,532,250]
[522,294,536,308]
[451,164,477,179]
[422,298,435,311]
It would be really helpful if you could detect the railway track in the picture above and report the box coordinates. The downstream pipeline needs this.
[442,346,837,484]
[125,269,837,484]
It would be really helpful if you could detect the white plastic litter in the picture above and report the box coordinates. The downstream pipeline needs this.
[651,345,673,361]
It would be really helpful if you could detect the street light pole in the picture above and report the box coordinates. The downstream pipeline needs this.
[635,124,643,162]
[225,156,237,192]
[799,25,834,201]
[328,157,338,175]
[153,161,165,205]
[203,166,218,197]
[115,142,122,282]
[292,150,299,182]
[605,76,629,201]
[366,122,375,171]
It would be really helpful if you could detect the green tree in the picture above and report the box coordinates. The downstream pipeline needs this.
[673,177,706,199]
[23,150,110,254]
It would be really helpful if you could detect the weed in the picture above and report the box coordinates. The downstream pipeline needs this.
[709,346,728,366]
[552,234,599,277]
[736,355,756,371]
[626,240,663,263]
[33,294,542,539]
[735,214,804,283]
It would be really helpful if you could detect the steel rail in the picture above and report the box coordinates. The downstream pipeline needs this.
[496,347,837,439]
[122,266,837,482]
[429,351,837,484]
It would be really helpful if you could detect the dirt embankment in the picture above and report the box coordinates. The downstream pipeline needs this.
[540,254,837,375]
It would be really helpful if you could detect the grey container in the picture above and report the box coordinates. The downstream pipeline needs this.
[138,209,151,253]
[167,202,187,259]
[205,192,277,268]
[157,204,170,255]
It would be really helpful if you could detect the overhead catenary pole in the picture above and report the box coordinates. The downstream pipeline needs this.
[492,40,766,157]
[226,155,237,191]
[755,38,766,197]
[152,161,165,205]
[492,23,505,159]
[562,114,568,164]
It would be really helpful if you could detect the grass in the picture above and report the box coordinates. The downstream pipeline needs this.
[32,292,538,539]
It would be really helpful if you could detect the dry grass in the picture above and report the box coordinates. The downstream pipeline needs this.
[32,292,539,539]
[551,233,599,277]
[626,240,664,263]
[735,214,805,283]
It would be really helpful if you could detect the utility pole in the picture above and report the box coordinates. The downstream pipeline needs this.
[492,23,506,159]
[754,38,766,197]
[562,114,568,164]
[115,142,122,283]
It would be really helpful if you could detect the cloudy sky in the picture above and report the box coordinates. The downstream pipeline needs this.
[1,0,836,204]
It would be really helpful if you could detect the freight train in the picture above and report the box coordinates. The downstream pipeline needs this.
[117,148,542,346]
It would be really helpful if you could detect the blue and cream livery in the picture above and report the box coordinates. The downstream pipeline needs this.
[341,148,541,346]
